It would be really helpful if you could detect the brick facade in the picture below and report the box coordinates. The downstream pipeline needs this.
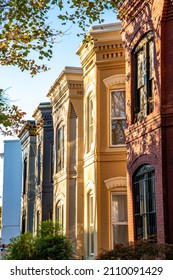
[120,0,173,243]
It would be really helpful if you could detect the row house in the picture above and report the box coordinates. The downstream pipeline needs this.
[47,67,84,258]
[46,22,126,259]
[76,22,127,258]
[19,22,127,259]
[19,121,36,234]
[9,0,173,258]
[19,103,53,235]
[32,102,53,234]
[118,0,173,244]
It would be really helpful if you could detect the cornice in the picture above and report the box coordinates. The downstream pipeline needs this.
[47,66,83,98]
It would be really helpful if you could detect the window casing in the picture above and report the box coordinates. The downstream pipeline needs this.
[134,32,154,122]
[88,190,94,256]
[36,210,40,234]
[110,90,126,146]
[111,193,128,246]
[56,200,64,229]
[50,142,54,182]
[88,94,94,152]
[37,144,41,185]
[56,125,65,173]
[133,164,157,241]
[23,158,27,194]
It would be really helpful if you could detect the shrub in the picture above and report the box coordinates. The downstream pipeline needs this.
[4,220,74,260]
[4,232,35,260]
[34,220,73,260]
[96,241,173,260]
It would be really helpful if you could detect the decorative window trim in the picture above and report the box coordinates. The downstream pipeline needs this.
[103,74,125,88]
[104,177,127,191]
[86,180,94,193]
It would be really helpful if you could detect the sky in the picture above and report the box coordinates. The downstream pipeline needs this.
[0,8,118,204]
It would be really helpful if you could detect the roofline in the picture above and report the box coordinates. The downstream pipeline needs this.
[47,66,83,98]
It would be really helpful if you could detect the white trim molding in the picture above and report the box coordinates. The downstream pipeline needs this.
[103,74,125,88]
[104,177,127,190]
[86,180,94,193]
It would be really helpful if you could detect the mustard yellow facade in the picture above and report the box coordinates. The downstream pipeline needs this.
[19,22,127,259]
[77,23,127,259]
[47,67,84,259]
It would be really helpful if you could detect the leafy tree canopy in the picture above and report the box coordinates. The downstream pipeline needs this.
[0,1,121,135]
[0,89,26,135]
[0,0,120,75]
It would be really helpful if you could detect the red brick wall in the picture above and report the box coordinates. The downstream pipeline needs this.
[121,0,173,243]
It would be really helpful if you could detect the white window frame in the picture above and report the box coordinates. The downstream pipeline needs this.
[56,124,65,173]
[56,199,64,230]
[111,192,128,248]
[87,93,94,152]
[88,190,94,256]
[110,89,126,147]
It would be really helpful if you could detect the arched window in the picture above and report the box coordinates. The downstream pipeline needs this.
[134,32,154,122]
[133,164,157,240]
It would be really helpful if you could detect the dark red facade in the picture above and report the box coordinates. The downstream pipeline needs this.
[120,0,173,243]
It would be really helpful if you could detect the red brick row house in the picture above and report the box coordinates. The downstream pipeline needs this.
[119,0,173,244]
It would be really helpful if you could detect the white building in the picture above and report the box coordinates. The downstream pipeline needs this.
[1,140,22,245]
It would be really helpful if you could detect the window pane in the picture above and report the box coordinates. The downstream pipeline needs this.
[89,97,93,125]
[88,192,94,255]
[90,226,94,255]
[135,33,154,121]
[137,50,145,88]
[112,119,126,145]
[111,91,126,118]
[139,87,145,111]
[113,225,128,244]
[56,125,64,172]
[133,165,157,240]
[37,145,41,185]
[88,95,94,151]
[112,195,127,222]
[149,41,154,79]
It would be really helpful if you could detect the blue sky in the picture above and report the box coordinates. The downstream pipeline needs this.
[0,8,118,203]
